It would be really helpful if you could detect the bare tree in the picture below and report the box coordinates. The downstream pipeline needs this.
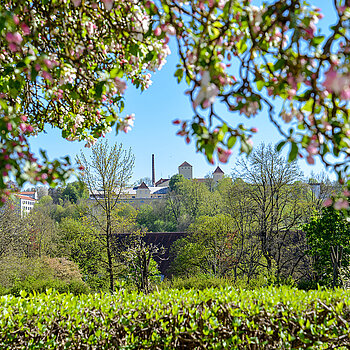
[77,141,134,292]
[233,144,308,282]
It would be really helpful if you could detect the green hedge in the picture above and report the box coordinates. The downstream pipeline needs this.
[1,287,350,349]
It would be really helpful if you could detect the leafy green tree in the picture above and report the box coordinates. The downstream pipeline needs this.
[303,205,350,287]
[25,207,58,258]
[169,174,185,192]
[136,204,176,232]
[234,144,304,276]
[177,179,211,220]
[119,232,165,294]
[62,181,89,204]
[0,200,26,258]
[77,141,135,292]
[58,217,109,291]
[171,214,237,278]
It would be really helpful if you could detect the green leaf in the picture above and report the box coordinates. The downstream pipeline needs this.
[274,59,286,71]
[227,136,236,148]
[236,40,248,54]
[288,142,298,161]
[276,141,286,152]
[110,68,120,79]
[95,81,105,98]
[312,36,325,46]
[256,80,265,91]
[174,68,184,83]
[302,99,314,112]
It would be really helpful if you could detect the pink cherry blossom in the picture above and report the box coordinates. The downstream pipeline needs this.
[306,143,318,155]
[323,198,333,207]
[114,77,127,94]
[193,71,219,109]
[217,148,232,163]
[306,155,315,164]
[121,114,135,133]
[246,138,253,147]
[43,59,55,69]
[154,27,162,36]
[19,123,26,132]
[305,22,316,38]
[323,68,349,94]
[102,0,114,11]
[166,25,176,36]
[334,198,349,210]
[218,0,228,9]
[13,15,20,25]
[13,32,23,45]
[341,88,350,100]
[42,71,53,82]
[21,23,30,35]
[8,43,18,52]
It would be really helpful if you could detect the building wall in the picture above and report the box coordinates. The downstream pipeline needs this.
[136,188,151,198]
[119,197,165,208]
[213,172,224,183]
[179,166,192,180]
[19,198,35,217]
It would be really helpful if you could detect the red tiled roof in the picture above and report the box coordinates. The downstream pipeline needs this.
[15,194,36,201]
[155,178,169,186]
[20,191,35,194]
[179,161,192,167]
[194,178,206,183]
[213,166,224,174]
[138,182,149,189]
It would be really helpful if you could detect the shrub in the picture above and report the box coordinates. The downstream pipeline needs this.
[0,256,89,295]
[3,278,89,297]
[1,287,349,349]
[160,274,267,291]
[161,275,233,290]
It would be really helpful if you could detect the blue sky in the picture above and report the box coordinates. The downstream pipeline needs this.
[28,0,338,185]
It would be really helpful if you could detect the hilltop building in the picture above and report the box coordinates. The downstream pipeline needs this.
[213,166,225,183]
[89,158,226,207]
[178,161,193,180]
[118,160,225,207]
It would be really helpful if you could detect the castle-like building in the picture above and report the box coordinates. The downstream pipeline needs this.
[118,160,225,207]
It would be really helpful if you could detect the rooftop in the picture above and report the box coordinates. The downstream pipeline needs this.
[179,161,192,168]
[138,182,149,189]
[213,166,224,174]
[15,194,36,201]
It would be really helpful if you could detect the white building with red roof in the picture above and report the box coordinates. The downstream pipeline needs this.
[15,191,37,217]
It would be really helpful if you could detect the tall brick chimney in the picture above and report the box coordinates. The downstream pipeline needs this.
[152,154,155,186]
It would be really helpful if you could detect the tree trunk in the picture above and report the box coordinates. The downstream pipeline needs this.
[106,216,114,292]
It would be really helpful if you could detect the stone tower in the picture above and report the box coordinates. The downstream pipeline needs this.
[178,161,193,180]
[213,166,224,183]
